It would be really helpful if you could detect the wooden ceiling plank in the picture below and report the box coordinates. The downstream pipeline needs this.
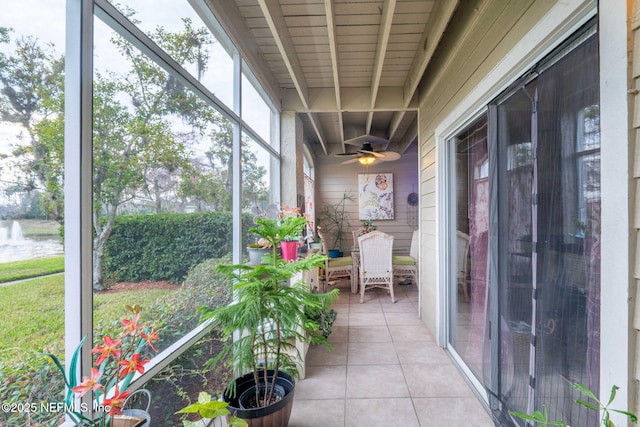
[335,2,385,15]
[336,25,379,36]
[284,15,327,26]
[335,15,382,25]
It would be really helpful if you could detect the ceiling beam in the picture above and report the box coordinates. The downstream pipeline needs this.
[367,0,396,135]
[397,116,419,154]
[324,0,346,151]
[388,111,405,141]
[282,87,418,112]
[381,110,407,150]
[402,0,459,107]
[325,0,341,110]
[257,0,310,109]
[306,112,328,156]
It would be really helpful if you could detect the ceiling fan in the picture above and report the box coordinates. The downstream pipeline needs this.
[335,142,401,165]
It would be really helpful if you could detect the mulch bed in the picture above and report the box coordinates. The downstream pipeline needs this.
[98,280,181,293]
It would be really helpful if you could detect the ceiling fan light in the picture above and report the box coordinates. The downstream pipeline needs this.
[358,156,375,165]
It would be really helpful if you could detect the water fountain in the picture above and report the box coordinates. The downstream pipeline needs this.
[0,220,63,263]
[10,221,24,242]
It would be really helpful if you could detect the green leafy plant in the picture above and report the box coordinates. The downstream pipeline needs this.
[272,205,307,242]
[305,289,338,339]
[510,383,638,427]
[510,405,565,426]
[176,391,247,427]
[198,215,339,411]
[574,383,638,427]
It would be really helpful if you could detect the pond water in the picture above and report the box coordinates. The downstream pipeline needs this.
[0,221,64,263]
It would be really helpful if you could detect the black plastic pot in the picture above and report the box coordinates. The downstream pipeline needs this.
[224,370,295,427]
[238,382,286,409]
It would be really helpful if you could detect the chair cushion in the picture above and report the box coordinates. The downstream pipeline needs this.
[392,255,416,266]
[328,256,352,267]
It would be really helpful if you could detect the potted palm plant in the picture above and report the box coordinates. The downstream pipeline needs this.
[318,191,354,256]
[198,212,339,427]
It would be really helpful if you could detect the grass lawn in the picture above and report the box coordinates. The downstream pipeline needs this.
[0,255,65,283]
[0,274,176,367]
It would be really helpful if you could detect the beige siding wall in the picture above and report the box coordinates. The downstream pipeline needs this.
[314,153,419,254]
[631,0,639,416]
[416,0,553,334]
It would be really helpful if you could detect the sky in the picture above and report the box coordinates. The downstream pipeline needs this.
[0,0,65,189]
[0,0,273,199]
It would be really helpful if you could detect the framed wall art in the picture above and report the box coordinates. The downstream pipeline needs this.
[358,173,394,220]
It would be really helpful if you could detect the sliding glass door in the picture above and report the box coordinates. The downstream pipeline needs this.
[448,22,600,427]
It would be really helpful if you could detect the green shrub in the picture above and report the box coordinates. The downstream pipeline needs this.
[147,255,234,348]
[141,256,235,424]
[0,352,65,427]
[103,212,254,284]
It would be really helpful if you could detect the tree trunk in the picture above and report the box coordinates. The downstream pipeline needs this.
[92,238,105,291]
[154,176,162,213]
[92,205,118,291]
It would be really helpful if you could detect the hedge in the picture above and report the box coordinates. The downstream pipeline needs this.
[103,212,254,284]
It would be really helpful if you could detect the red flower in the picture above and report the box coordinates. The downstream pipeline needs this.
[121,313,146,337]
[71,367,102,398]
[91,335,122,366]
[140,328,160,352]
[118,353,148,377]
[103,389,132,416]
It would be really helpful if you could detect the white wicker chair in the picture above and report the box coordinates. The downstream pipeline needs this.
[358,231,395,303]
[456,230,470,301]
[317,228,353,288]
[393,229,418,284]
[352,229,362,247]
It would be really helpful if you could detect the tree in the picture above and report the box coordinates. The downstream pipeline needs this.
[181,117,269,213]
[1,15,271,289]
[91,74,193,289]
[0,28,65,221]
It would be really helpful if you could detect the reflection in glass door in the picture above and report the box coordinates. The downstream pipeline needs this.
[449,115,489,381]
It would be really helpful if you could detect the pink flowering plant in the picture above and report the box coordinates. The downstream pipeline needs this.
[274,205,308,242]
[358,220,377,235]
[45,304,159,426]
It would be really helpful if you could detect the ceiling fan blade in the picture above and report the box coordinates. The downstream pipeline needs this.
[334,152,359,157]
[344,134,389,146]
[358,149,385,158]
[340,157,360,165]
[378,151,401,161]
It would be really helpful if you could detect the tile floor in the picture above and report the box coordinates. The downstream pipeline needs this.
[288,279,495,427]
